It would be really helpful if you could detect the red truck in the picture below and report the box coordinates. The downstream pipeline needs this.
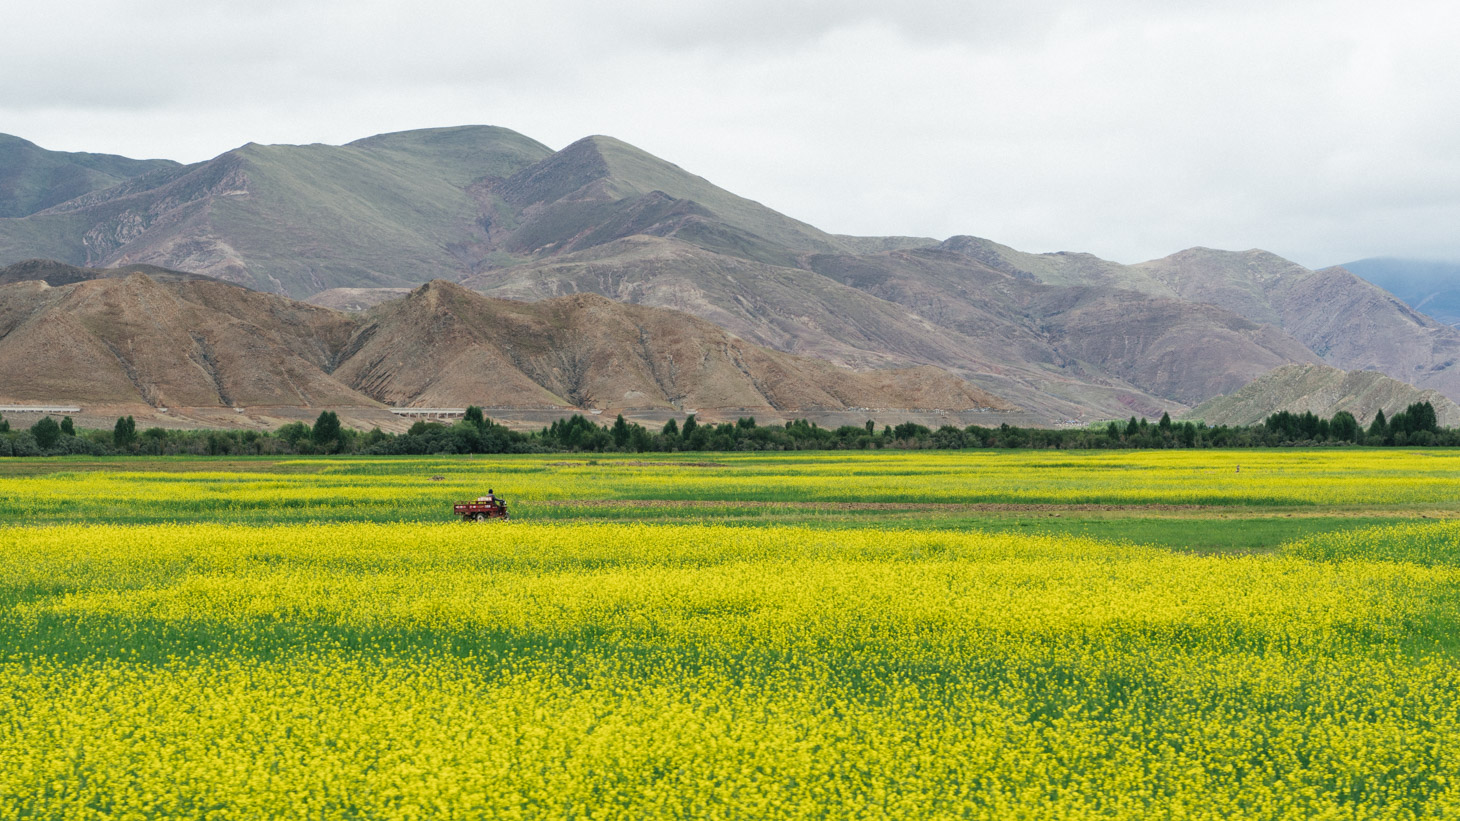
[453,494,510,522]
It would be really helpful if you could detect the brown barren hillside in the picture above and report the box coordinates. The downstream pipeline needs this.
[0,275,363,408]
[0,273,1010,425]
[337,281,1011,414]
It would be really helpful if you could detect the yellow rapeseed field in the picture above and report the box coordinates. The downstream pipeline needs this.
[6,449,1460,525]
[1,452,1457,817]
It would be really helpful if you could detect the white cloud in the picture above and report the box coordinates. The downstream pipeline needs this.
[2,0,1458,266]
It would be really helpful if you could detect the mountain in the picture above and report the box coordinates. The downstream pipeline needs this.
[4,126,1457,423]
[1124,249,1460,401]
[1342,257,1460,327]
[0,271,1004,422]
[459,235,1227,420]
[1186,364,1460,428]
[0,134,178,219]
[0,126,554,295]
[0,258,221,287]
[336,280,1009,414]
[0,128,849,298]
[802,241,1320,405]
[0,274,360,408]
[484,135,850,267]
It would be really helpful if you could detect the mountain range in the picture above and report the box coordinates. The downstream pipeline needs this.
[0,264,1000,430]
[1,126,1456,426]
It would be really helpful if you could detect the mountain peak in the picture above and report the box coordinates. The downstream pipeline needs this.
[348,123,541,148]
[406,278,478,305]
[1159,246,1299,267]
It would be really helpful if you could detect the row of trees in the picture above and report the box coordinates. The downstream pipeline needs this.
[0,401,1452,457]
[1261,402,1442,445]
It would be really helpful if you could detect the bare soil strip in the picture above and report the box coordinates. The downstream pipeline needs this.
[537,499,1460,518]
[540,499,1212,512]
[546,461,728,468]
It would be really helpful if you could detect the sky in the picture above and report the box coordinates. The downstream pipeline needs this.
[3,0,1458,268]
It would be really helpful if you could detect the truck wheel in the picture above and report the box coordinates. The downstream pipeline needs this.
[474,512,487,522]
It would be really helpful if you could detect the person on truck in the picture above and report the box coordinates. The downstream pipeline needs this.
[477,489,495,503]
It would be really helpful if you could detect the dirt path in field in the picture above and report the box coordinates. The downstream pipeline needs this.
[536,499,1460,518]
[546,460,729,468]
[540,499,1212,512]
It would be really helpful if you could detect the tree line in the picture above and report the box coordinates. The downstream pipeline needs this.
[0,401,1450,457]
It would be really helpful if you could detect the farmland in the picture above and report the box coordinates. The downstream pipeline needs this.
[2,450,1458,818]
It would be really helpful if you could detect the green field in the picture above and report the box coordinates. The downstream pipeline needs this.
[2,451,1458,817]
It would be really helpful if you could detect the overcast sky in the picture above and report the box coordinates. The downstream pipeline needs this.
[3,0,1457,267]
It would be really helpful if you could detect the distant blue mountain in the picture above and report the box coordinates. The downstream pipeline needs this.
[1342,257,1460,326]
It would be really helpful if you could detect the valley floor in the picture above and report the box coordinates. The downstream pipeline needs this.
[1,450,1457,817]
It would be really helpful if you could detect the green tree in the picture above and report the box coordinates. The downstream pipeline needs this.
[59,417,75,437]
[1330,411,1360,443]
[312,411,343,452]
[141,427,169,454]
[1158,412,1172,432]
[1390,409,1414,435]
[630,425,653,452]
[0,413,8,433]
[464,406,486,429]
[1405,401,1438,433]
[865,419,875,435]
[31,417,61,449]
[113,416,137,449]
[611,414,631,448]
[1367,409,1388,441]
[893,421,932,440]
[406,420,445,437]
[661,418,679,437]
[277,422,312,449]
[681,414,698,440]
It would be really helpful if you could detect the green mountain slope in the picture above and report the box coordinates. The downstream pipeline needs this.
[0,126,553,295]
[0,134,178,218]
[0,126,852,296]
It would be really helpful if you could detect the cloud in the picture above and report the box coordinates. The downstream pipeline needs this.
[2,0,1458,266]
